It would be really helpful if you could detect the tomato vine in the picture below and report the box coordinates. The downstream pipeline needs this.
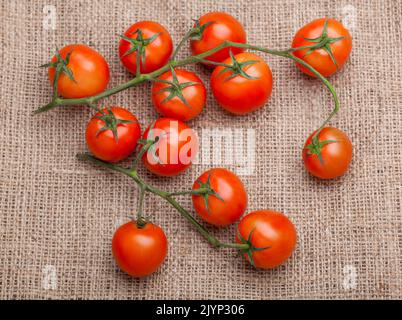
[36,17,345,269]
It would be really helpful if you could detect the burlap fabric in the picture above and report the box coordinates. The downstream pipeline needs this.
[0,0,401,300]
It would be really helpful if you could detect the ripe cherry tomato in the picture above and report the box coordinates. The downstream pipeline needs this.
[211,52,273,115]
[86,107,141,163]
[141,118,198,176]
[303,127,352,179]
[119,21,173,74]
[48,44,110,99]
[112,221,167,277]
[237,210,297,269]
[190,12,246,65]
[192,168,247,226]
[292,18,352,77]
[151,69,206,121]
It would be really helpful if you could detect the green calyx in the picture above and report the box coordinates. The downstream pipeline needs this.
[138,120,162,164]
[95,108,133,142]
[155,67,199,107]
[40,48,76,83]
[217,50,259,81]
[194,172,224,213]
[301,19,344,68]
[37,48,76,112]
[135,216,148,229]
[305,135,337,163]
[188,19,215,41]
[237,229,270,268]
[120,29,160,63]
[134,185,148,229]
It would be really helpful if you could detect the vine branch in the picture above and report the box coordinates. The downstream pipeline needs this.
[35,40,340,142]
[77,153,249,251]
[41,24,341,253]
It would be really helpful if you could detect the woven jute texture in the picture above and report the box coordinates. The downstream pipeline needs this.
[1,0,401,299]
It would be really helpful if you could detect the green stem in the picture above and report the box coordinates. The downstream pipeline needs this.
[136,185,146,221]
[52,65,62,100]
[192,57,232,67]
[35,67,165,114]
[135,31,143,78]
[220,242,249,250]
[44,28,342,257]
[168,188,209,197]
[77,153,248,251]
[287,52,339,139]
[87,102,102,113]
[162,194,220,247]
[37,41,340,143]
[55,73,152,107]
[171,28,193,61]
[219,42,340,139]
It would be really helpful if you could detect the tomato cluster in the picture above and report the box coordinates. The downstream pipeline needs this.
[43,12,353,277]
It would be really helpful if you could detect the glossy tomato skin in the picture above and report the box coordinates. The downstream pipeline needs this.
[48,44,110,99]
[152,69,206,121]
[86,107,141,163]
[112,221,167,277]
[190,12,246,64]
[303,127,352,179]
[292,18,352,77]
[211,52,273,115]
[142,118,198,176]
[192,168,247,226]
[119,21,173,74]
[237,210,297,269]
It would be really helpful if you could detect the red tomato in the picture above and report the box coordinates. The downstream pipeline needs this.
[190,12,246,65]
[141,118,198,176]
[48,44,110,99]
[211,52,273,115]
[292,18,352,77]
[151,69,206,121]
[237,210,297,269]
[192,168,247,226]
[85,107,141,163]
[119,21,173,74]
[112,221,167,277]
[303,127,352,179]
